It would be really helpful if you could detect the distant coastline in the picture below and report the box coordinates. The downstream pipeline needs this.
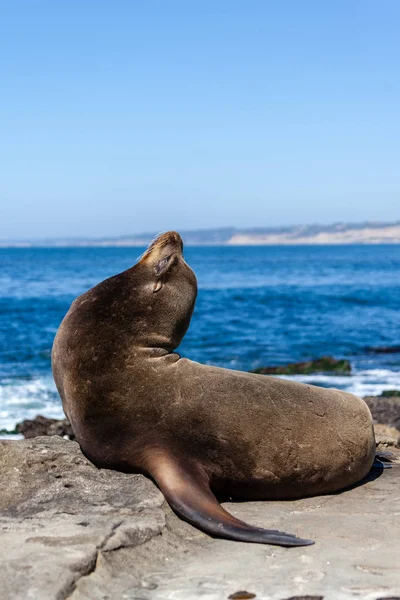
[2,221,400,247]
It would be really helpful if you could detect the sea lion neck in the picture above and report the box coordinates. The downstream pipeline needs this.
[130,346,181,363]
[124,231,197,352]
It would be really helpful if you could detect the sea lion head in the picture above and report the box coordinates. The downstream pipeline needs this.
[133,231,198,351]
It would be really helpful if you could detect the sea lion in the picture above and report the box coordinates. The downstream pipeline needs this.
[52,231,376,547]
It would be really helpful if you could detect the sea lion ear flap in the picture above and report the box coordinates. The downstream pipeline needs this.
[139,232,183,292]
[153,248,174,292]
[154,252,173,278]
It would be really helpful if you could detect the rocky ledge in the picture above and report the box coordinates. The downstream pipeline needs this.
[0,435,399,600]
[364,393,400,447]
[15,414,76,440]
[0,436,195,600]
[252,356,351,375]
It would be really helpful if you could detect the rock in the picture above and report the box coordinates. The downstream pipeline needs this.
[15,415,75,440]
[365,345,400,354]
[364,394,400,430]
[0,436,163,517]
[1,436,399,599]
[364,393,400,448]
[374,423,400,448]
[380,389,400,398]
[375,434,400,450]
[252,356,351,375]
[0,436,173,600]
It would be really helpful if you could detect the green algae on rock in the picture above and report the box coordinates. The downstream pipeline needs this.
[380,390,400,398]
[251,356,351,376]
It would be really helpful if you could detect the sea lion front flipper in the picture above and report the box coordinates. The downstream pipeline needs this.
[144,451,314,547]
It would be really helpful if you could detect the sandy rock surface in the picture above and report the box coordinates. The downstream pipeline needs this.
[0,436,399,600]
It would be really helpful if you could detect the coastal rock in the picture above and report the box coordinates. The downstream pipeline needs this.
[374,423,400,443]
[15,414,75,440]
[380,389,400,397]
[1,436,400,599]
[252,356,351,375]
[0,436,163,517]
[365,345,400,354]
[364,393,400,430]
[0,436,175,600]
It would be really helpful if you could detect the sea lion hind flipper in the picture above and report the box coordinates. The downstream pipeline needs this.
[375,450,396,462]
[372,450,397,469]
[145,453,314,547]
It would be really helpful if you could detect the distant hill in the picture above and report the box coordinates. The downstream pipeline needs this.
[2,221,400,247]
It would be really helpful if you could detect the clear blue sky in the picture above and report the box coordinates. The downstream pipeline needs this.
[1,1,399,239]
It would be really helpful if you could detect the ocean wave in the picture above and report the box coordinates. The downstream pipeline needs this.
[280,368,400,397]
[0,375,64,434]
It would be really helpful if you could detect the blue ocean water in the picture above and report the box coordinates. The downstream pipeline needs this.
[1,244,400,435]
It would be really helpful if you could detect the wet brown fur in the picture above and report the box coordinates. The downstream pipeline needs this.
[52,231,376,546]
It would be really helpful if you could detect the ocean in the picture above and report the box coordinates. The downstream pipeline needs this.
[1,244,400,437]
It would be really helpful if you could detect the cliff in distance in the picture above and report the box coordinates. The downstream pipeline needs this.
[2,221,400,247]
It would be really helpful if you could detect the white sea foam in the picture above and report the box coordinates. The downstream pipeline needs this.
[279,368,400,397]
[0,375,64,434]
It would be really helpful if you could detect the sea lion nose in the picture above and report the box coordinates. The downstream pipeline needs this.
[139,231,184,264]
[156,231,183,251]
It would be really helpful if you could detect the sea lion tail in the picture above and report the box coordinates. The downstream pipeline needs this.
[144,451,314,547]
